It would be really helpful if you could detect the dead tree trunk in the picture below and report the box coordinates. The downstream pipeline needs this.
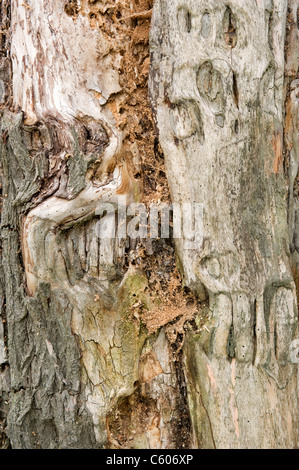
[150,0,299,449]
[0,0,194,449]
[0,0,298,449]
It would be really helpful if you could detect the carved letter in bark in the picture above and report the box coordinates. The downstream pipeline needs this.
[150,0,299,448]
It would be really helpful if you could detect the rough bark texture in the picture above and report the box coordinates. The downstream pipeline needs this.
[0,0,195,449]
[0,0,298,450]
[150,0,299,448]
[286,1,299,300]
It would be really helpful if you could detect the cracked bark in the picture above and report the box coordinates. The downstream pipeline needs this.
[0,0,298,450]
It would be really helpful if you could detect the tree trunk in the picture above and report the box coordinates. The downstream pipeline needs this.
[0,0,298,449]
[150,0,299,448]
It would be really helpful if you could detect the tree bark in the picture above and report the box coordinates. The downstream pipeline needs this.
[0,0,298,449]
[150,0,299,448]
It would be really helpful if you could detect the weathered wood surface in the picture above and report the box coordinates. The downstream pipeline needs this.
[1,0,193,449]
[0,0,298,449]
[150,0,299,448]
[286,1,299,301]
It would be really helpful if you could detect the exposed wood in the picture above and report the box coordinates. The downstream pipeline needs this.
[119,10,152,21]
